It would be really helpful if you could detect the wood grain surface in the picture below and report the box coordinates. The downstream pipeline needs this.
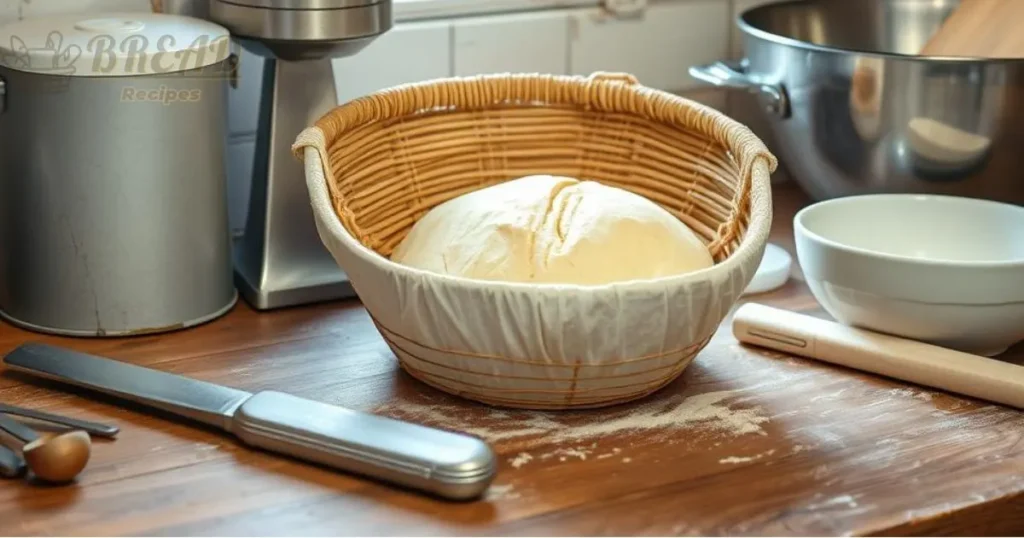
[0,182,1022,536]
[919,0,1024,58]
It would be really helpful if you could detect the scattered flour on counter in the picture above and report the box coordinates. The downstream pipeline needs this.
[548,391,770,442]
[810,389,847,403]
[540,445,595,462]
[485,484,520,501]
[887,387,934,401]
[508,444,601,468]
[594,447,624,461]
[374,390,770,454]
[718,449,776,465]
[806,494,860,510]
[508,452,533,469]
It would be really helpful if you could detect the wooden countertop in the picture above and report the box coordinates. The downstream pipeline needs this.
[1,182,1022,536]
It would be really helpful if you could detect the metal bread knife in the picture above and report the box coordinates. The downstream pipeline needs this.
[3,343,496,501]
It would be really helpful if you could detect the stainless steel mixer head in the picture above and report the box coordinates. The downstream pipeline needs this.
[151,0,210,19]
[207,0,393,61]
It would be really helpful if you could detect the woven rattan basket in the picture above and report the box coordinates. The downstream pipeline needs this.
[293,72,777,410]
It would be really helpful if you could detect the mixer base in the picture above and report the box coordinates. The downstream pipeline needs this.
[203,0,393,311]
[233,57,358,311]
[233,246,355,311]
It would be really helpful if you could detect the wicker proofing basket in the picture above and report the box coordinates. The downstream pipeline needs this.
[293,72,777,410]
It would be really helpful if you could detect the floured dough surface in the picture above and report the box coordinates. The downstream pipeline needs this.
[390,175,714,285]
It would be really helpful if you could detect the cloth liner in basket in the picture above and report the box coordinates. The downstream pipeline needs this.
[293,72,777,410]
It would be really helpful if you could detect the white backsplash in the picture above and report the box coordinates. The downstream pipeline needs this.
[0,0,151,23]
[0,0,784,233]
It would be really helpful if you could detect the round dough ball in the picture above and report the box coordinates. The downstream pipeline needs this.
[390,175,714,285]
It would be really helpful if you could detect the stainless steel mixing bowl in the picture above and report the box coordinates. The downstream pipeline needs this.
[690,0,1024,204]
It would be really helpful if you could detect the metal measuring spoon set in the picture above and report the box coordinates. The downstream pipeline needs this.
[0,403,118,483]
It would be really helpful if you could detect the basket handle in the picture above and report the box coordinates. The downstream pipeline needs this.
[587,72,639,85]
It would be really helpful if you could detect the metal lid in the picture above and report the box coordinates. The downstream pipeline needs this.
[0,12,231,77]
[224,0,380,7]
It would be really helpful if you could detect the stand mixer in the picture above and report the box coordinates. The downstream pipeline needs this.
[163,0,393,309]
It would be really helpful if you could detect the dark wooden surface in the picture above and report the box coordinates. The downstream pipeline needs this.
[1,182,1022,536]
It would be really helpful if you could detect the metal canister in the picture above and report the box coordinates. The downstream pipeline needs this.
[0,13,237,336]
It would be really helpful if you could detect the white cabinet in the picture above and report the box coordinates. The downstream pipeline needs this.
[226,22,451,232]
[229,22,451,137]
[331,20,452,104]
[452,11,570,76]
[395,0,598,22]
[0,0,148,23]
[568,0,730,92]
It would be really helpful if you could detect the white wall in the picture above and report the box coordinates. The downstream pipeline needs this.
[0,0,784,233]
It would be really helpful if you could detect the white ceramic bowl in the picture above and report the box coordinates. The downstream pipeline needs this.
[794,194,1024,356]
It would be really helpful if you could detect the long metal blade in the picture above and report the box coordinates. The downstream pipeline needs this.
[2,343,251,430]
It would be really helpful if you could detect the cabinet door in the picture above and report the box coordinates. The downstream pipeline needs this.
[568,0,729,92]
[226,22,450,232]
[396,0,598,21]
[7,0,149,21]
[332,20,452,104]
[452,11,570,76]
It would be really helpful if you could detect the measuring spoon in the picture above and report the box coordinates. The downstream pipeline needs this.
[0,403,118,438]
[0,413,90,483]
[0,445,25,478]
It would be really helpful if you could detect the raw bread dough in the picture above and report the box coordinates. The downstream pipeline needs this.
[390,175,714,285]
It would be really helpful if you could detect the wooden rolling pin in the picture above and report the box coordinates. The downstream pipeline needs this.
[733,303,1024,410]
[919,0,1024,58]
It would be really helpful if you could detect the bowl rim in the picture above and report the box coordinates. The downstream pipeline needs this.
[738,0,1024,64]
[304,148,775,294]
[793,193,1024,268]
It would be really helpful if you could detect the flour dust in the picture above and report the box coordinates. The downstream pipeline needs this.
[374,389,770,468]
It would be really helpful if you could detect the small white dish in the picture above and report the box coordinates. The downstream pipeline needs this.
[794,194,1024,356]
[742,243,792,296]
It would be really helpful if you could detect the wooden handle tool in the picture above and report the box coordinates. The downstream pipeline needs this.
[733,303,1024,410]
[919,0,1024,58]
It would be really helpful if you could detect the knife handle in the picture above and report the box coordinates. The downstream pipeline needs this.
[229,391,496,501]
